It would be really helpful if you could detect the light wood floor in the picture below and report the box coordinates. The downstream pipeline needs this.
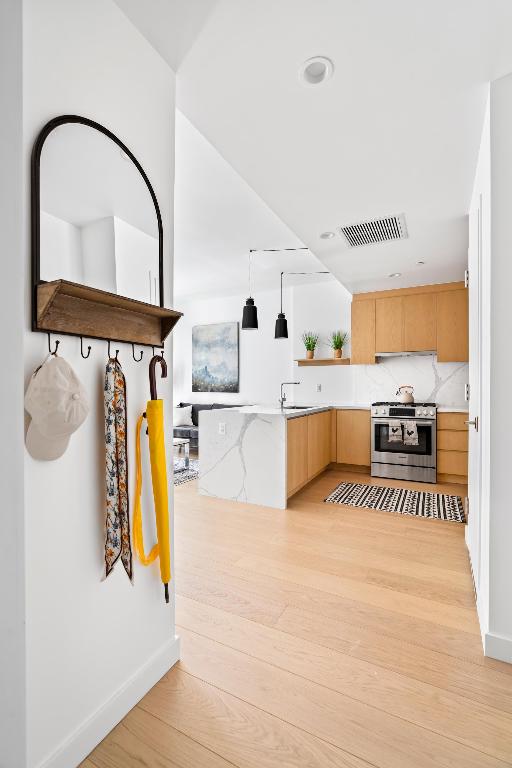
[82,469,512,768]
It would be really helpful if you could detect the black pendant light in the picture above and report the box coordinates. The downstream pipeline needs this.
[275,271,288,338]
[243,247,327,339]
[242,250,258,329]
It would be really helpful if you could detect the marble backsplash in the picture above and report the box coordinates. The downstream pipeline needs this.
[294,355,469,408]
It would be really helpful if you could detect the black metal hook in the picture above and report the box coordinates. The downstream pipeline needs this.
[80,337,91,359]
[132,343,144,362]
[47,333,60,356]
[152,345,164,358]
[107,340,119,362]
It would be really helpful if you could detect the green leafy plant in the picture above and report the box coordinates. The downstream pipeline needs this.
[329,330,348,350]
[301,331,319,351]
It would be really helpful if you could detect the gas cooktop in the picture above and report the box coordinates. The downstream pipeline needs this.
[372,401,436,407]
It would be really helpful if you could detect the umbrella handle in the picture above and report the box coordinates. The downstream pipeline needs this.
[149,354,167,400]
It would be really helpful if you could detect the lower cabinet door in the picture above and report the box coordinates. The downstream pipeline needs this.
[336,409,371,466]
[287,416,308,497]
[307,411,331,480]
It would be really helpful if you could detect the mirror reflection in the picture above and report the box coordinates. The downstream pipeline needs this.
[40,122,160,304]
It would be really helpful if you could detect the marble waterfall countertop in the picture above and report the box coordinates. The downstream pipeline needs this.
[198,408,289,509]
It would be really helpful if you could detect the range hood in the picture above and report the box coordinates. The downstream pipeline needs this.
[375,351,436,358]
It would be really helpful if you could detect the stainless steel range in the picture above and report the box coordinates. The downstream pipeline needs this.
[371,402,437,483]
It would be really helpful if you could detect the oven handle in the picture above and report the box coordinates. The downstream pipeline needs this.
[372,418,435,425]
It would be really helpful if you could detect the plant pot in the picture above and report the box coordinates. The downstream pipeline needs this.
[306,349,314,360]
[334,348,342,359]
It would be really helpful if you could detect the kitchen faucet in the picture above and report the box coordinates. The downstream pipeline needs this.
[280,381,300,409]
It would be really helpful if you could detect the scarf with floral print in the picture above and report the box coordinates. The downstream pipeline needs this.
[104,358,133,582]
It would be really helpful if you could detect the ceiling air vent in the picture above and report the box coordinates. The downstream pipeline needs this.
[339,213,408,248]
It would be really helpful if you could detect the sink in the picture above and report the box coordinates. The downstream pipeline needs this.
[282,405,310,410]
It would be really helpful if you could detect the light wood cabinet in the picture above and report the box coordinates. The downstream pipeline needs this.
[287,417,308,496]
[437,430,468,452]
[437,289,469,362]
[287,412,332,498]
[336,409,371,466]
[375,297,403,352]
[351,282,468,364]
[438,412,468,431]
[351,299,375,364]
[437,450,468,477]
[437,411,468,484]
[403,293,436,351]
[307,411,332,480]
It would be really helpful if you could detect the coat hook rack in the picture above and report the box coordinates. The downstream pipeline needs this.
[132,343,144,362]
[47,332,60,356]
[80,337,92,359]
[107,340,119,362]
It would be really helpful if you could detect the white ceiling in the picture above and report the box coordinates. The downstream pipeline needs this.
[113,0,218,71]
[174,110,332,300]
[171,0,512,293]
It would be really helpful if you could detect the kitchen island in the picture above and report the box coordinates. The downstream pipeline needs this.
[198,405,333,509]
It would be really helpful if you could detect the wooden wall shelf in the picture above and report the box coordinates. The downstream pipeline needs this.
[35,280,182,346]
[295,358,350,366]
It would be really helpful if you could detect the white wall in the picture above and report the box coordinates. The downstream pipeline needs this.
[114,217,159,303]
[484,72,512,662]
[23,2,178,767]
[0,3,26,766]
[40,211,84,283]
[81,216,117,293]
[174,287,294,405]
[174,278,468,411]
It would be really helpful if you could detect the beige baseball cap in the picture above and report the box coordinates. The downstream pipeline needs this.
[25,355,89,461]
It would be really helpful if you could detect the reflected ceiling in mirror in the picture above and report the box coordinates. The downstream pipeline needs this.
[38,118,162,305]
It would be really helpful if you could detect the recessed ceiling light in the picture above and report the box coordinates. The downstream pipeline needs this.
[299,56,334,86]
[320,231,335,239]
[389,272,401,278]
[417,260,425,265]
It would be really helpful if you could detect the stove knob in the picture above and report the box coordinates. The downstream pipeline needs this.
[381,408,385,414]
[430,409,434,416]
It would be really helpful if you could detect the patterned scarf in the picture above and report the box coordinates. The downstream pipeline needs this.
[104,358,133,582]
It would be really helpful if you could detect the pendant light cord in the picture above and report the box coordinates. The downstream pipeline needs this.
[247,247,329,316]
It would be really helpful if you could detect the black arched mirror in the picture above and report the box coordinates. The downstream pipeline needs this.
[31,115,164,331]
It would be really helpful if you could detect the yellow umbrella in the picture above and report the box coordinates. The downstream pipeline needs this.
[133,355,171,603]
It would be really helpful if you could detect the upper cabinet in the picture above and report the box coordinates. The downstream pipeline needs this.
[351,299,376,364]
[375,297,403,352]
[351,282,468,364]
[403,293,437,351]
[436,289,469,362]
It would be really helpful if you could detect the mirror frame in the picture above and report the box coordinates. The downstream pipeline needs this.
[31,114,164,330]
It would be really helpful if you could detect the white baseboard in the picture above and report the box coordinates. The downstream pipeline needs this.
[38,634,181,768]
[484,631,512,664]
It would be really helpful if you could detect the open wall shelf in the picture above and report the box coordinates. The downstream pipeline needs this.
[34,280,182,346]
[295,358,350,366]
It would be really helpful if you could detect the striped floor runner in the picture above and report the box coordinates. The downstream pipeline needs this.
[324,482,465,523]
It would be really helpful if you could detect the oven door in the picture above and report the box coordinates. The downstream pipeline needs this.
[371,418,436,467]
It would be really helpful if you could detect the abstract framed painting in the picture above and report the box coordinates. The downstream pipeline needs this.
[192,322,239,393]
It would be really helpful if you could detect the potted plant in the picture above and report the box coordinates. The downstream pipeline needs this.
[302,331,319,359]
[329,330,348,358]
